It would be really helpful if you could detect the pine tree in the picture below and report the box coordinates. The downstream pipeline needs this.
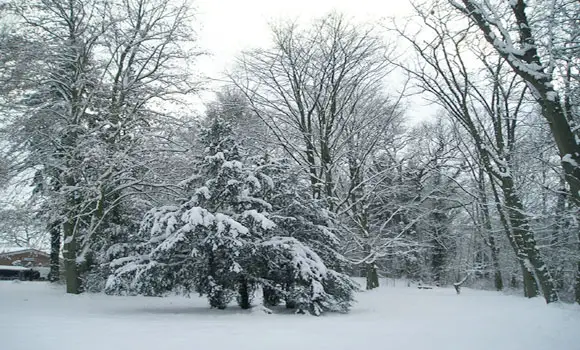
[106,119,357,315]
[251,156,358,314]
[106,119,270,306]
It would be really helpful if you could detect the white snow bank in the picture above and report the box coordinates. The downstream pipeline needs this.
[0,280,579,350]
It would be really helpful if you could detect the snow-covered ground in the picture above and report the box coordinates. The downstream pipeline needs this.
[1,279,579,350]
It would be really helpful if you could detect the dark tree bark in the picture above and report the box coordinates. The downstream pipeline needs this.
[430,212,448,286]
[430,164,449,286]
[365,262,380,290]
[63,218,80,294]
[502,177,558,302]
[476,165,503,291]
[262,286,281,307]
[489,238,504,292]
[48,223,61,282]
[487,167,539,298]
[237,277,251,310]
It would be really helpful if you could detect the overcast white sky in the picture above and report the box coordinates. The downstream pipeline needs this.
[195,0,414,72]
[191,0,427,115]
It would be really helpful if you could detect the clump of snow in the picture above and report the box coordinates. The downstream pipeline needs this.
[262,236,328,280]
[546,91,558,102]
[245,175,262,190]
[215,213,249,236]
[222,160,243,169]
[195,186,211,199]
[562,154,578,167]
[181,206,214,228]
[258,173,274,189]
[243,210,276,230]
[205,152,225,162]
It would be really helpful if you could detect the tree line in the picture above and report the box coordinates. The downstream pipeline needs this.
[0,0,578,311]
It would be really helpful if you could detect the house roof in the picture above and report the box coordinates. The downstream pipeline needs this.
[0,247,31,254]
[0,265,31,271]
[0,247,49,256]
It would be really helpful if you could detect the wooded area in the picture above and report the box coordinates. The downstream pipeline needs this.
[0,0,578,312]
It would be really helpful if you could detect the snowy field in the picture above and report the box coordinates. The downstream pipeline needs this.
[1,280,579,350]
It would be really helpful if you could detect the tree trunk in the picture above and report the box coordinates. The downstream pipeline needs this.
[366,263,379,290]
[489,236,504,291]
[431,214,447,286]
[521,263,538,298]
[493,268,504,292]
[62,218,80,294]
[488,176,539,298]
[320,139,334,208]
[575,262,580,304]
[575,219,580,304]
[238,277,251,309]
[432,241,445,286]
[285,282,296,309]
[304,135,320,199]
[502,177,558,302]
[48,223,61,282]
[207,250,226,309]
[477,166,503,291]
[263,286,280,307]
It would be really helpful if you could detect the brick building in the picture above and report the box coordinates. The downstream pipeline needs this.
[0,247,51,268]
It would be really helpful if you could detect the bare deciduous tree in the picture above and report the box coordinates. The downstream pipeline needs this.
[3,0,200,293]
[392,4,559,302]
[233,13,393,205]
[448,0,580,304]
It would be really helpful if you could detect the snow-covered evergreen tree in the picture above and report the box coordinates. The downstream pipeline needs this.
[250,156,358,314]
[106,118,357,315]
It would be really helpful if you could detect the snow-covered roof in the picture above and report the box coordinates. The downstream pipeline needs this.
[0,265,30,271]
[0,247,31,254]
[0,247,48,256]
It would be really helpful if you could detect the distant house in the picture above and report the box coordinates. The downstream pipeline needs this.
[0,247,51,280]
[0,247,51,268]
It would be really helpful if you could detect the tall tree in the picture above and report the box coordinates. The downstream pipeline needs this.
[448,0,580,303]
[392,5,559,302]
[233,13,393,204]
[3,0,199,293]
